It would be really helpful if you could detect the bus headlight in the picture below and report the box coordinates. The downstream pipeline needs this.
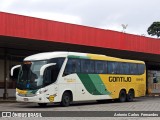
[36,88,48,95]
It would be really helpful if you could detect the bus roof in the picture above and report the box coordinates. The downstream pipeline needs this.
[24,51,144,64]
[24,52,68,61]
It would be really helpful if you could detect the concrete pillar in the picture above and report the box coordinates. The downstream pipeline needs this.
[3,48,8,99]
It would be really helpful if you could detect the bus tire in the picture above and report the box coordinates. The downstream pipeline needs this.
[126,90,134,102]
[119,90,126,102]
[60,92,72,107]
[38,103,47,107]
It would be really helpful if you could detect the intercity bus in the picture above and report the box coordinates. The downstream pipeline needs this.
[11,52,146,107]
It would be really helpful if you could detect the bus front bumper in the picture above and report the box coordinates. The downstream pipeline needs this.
[16,94,49,103]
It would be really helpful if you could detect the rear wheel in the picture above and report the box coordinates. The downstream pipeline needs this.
[60,92,71,107]
[126,90,134,102]
[119,90,126,102]
[38,103,47,107]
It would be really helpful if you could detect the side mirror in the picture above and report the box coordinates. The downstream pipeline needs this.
[40,63,56,76]
[11,65,21,76]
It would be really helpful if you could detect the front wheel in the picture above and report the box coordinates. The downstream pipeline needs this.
[60,92,71,107]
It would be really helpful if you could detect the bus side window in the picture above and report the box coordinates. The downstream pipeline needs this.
[138,64,145,74]
[44,58,65,84]
[81,59,94,74]
[122,63,130,74]
[108,62,115,74]
[71,59,80,73]
[130,63,138,74]
[64,59,80,76]
[115,62,121,74]
[44,66,58,85]
[118,62,124,74]
[95,61,107,74]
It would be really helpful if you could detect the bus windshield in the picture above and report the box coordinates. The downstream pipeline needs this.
[17,61,47,90]
[17,58,65,90]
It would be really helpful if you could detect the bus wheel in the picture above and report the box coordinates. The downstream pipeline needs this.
[61,92,71,107]
[38,103,47,107]
[126,90,134,102]
[119,90,126,102]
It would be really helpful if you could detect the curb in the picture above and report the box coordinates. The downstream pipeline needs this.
[0,100,17,103]
[0,98,16,103]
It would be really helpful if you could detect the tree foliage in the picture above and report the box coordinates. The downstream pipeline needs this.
[147,22,160,38]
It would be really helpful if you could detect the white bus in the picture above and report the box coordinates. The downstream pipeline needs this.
[11,52,146,107]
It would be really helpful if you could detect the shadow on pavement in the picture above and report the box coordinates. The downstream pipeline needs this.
[15,97,148,109]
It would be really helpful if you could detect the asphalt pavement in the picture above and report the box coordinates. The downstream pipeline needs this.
[0,96,160,120]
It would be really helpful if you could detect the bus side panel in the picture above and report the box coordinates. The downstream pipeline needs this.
[99,73,146,99]
[100,74,131,99]
[133,73,146,97]
[59,74,112,101]
[57,75,76,102]
[75,74,112,101]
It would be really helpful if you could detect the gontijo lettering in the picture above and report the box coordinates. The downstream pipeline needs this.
[109,77,131,82]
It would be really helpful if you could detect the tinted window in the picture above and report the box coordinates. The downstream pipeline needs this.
[95,61,107,74]
[44,66,58,85]
[118,63,124,74]
[122,63,130,74]
[64,59,80,75]
[138,64,145,74]
[64,58,145,75]
[130,63,138,74]
[48,58,65,70]
[45,58,65,84]
[81,59,94,73]
[108,62,119,74]
[114,62,120,74]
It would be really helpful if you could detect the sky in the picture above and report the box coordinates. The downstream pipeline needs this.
[0,0,160,37]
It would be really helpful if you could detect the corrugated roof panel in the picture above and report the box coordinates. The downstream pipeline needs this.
[0,12,160,55]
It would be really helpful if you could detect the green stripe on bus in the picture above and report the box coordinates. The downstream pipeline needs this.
[88,74,111,95]
[77,74,110,95]
[77,74,101,95]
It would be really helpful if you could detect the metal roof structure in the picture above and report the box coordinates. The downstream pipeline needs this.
[0,12,160,64]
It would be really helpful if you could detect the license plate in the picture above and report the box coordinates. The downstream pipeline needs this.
[24,98,28,102]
